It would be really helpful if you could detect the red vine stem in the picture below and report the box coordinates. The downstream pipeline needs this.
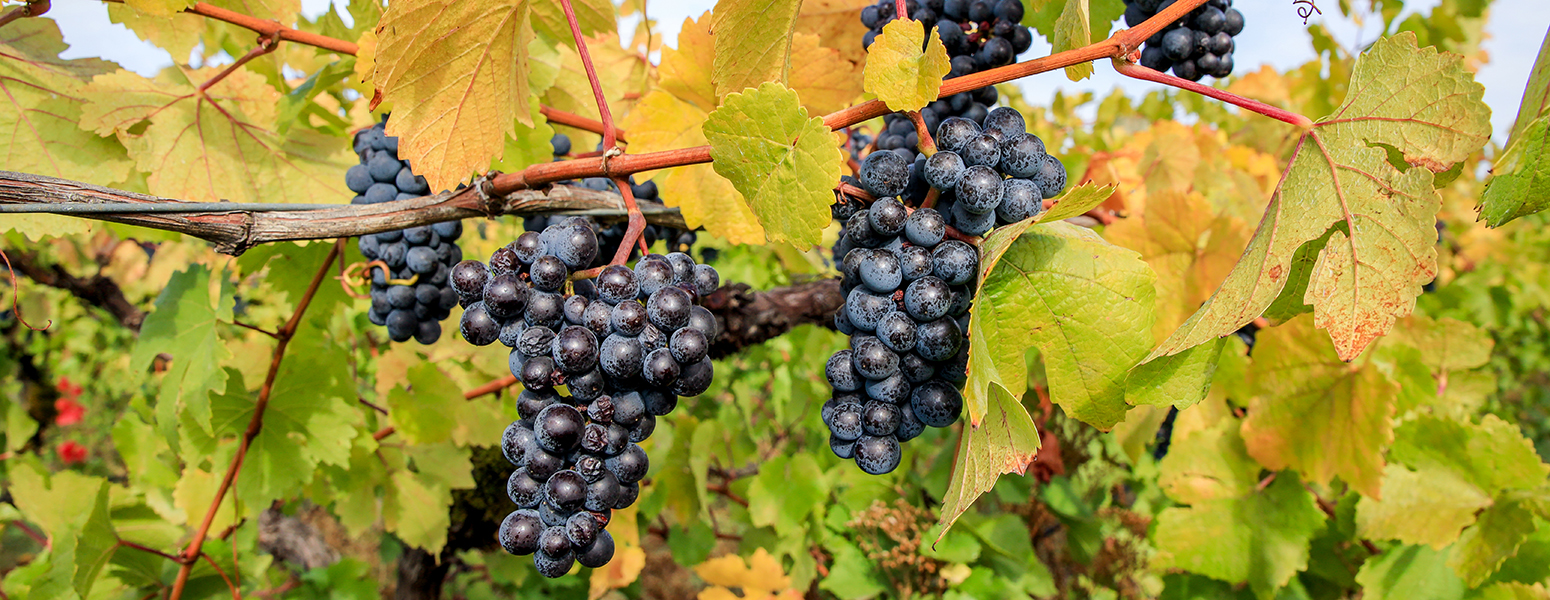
[907,111,937,155]
[559,0,619,153]
[0,0,48,30]
[1113,59,1313,127]
[197,32,281,93]
[611,176,648,263]
[201,552,240,600]
[464,374,519,399]
[0,249,51,331]
[167,239,344,600]
[541,105,628,143]
[177,1,357,55]
[117,539,182,562]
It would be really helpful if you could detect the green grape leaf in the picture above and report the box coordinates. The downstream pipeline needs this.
[490,104,556,174]
[966,221,1155,429]
[1125,338,1227,410]
[1389,413,1550,495]
[1479,26,1550,226]
[1479,116,1550,227]
[747,454,827,538]
[208,362,355,508]
[131,265,234,438]
[710,0,802,99]
[1052,0,1094,81]
[1154,472,1326,597]
[386,362,462,445]
[933,385,1040,545]
[1449,495,1541,587]
[1356,464,1492,548]
[372,0,536,191]
[1158,421,1260,505]
[1240,315,1397,497]
[861,17,951,112]
[702,82,844,248]
[1034,182,1115,224]
[1146,34,1491,362]
[1478,583,1550,600]
[79,68,352,205]
[8,465,118,600]
[1355,544,1468,600]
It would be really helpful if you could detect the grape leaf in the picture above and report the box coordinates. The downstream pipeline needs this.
[934,385,1040,544]
[1146,34,1491,362]
[695,548,800,599]
[1106,190,1251,338]
[9,465,118,600]
[793,0,872,71]
[1479,583,1550,600]
[1449,495,1540,587]
[79,68,351,204]
[0,19,132,240]
[371,0,536,191]
[657,12,717,113]
[125,0,193,15]
[1240,314,1397,497]
[1388,413,1550,495]
[1354,544,1468,600]
[1355,464,1492,548]
[861,18,951,112]
[710,0,802,98]
[622,91,766,244]
[788,32,864,116]
[540,31,650,150]
[702,82,844,248]
[1479,26,1550,226]
[489,103,557,174]
[1053,0,1094,81]
[529,0,613,48]
[1034,182,1115,224]
[1154,472,1326,597]
[965,221,1155,429]
[747,454,827,538]
[131,265,234,440]
[1158,420,1261,505]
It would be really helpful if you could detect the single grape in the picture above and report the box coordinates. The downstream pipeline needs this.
[898,351,937,384]
[674,358,713,397]
[896,402,925,441]
[502,421,535,466]
[517,325,556,359]
[596,265,638,304]
[610,300,648,337]
[826,349,863,392]
[646,286,692,331]
[606,444,649,484]
[525,291,565,329]
[862,400,902,436]
[483,274,529,320]
[551,325,599,374]
[958,133,1000,168]
[905,208,947,247]
[845,287,894,332]
[915,317,964,361]
[864,371,911,405]
[997,133,1046,178]
[693,265,720,297]
[954,165,1004,214]
[851,336,900,380]
[585,472,622,512]
[997,179,1044,223]
[981,106,1027,139]
[642,389,678,416]
[897,245,934,282]
[576,531,615,568]
[1224,8,1244,36]
[931,241,979,286]
[1162,28,1194,61]
[911,380,963,427]
[1030,154,1066,199]
[935,117,980,154]
[858,249,903,293]
[641,347,681,387]
[869,198,909,237]
[611,391,646,427]
[459,302,499,345]
[507,467,543,508]
[854,435,901,475]
[876,311,917,354]
[499,509,542,555]
[564,511,601,550]
[543,469,587,513]
[534,404,585,453]
[529,256,569,292]
[551,223,600,270]
[846,211,884,248]
[830,401,863,441]
[521,356,558,390]
[669,327,709,364]
[951,198,996,236]
[534,546,574,578]
[367,152,401,182]
[664,252,696,285]
[581,300,613,338]
[830,434,858,459]
[568,368,605,402]
[345,164,373,194]
[634,258,675,298]
[859,148,911,198]
[599,334,644,380]
[523,446,563,481]
[924,151,966,191]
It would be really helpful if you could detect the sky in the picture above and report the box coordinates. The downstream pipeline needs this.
[45,0,1550,140]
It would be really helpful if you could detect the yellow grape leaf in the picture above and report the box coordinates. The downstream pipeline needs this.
[694,548,801,599]
[788,32,863,116]
[1355,464,1491,548]
[353,28,377,86]
[1034,181,1116,224]
[541,32,651,149]
[702,82,843,248]
[589,506,645,599]
[1053,0,1093,81]
[107,4,204,66]
[373,0,535,191]
[1479,26,1550,226]
[1241,315,1397,497]
[1106,190,1251,339]
[711,0,803,99]
[621,90,765,244]
[530,0,614,48]
[794,0,872,71]
[934,385,1039,542]
[1147,34,1491,363]
[862,18,951,112]
[657,12,717,112]
[79,68,351,204]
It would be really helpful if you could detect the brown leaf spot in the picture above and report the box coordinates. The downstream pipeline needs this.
[1269,264,1284,281]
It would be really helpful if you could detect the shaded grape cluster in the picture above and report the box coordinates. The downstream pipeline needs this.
[1126,0,1244,80]
[826,106,1062,475]
[862,0,1032,156]
[451,219,720,577]
[346,119,463,344]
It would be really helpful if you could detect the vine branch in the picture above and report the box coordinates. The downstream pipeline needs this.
[167,239,344,600]
[1113,59,1313,127]
[0,0,48,30]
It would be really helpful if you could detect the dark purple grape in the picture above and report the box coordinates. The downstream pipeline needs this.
[535,404,584,453]
[955,165,1003,214]
[827,350,862,392]
[911,380,962,427]
[642,347,681,386]
[830,434,857,459]
[450,260,489,300]
[525,291,565,329]
[851,337,899,380]
[854,435,901,475]
[517,325,556,359]
[997,179,1043,223]
[935,117,980,154]
[543,469,587,513]
[610,391,646,427]
[610,300,648,336]
[958,134,1000,168]
[864,372,911,404]
[898,352,937,384]
[507,468,542,508]
[859,150,910,198]
[585,472,621,512]
[482,275,529,320]
[982,107,1026,139]
[596,265,639,304]
[576,531,614,568]
[924,151,966,191]
[523,447,563,481]
[846,287,894,332]
[565,510,602,549]
[502,421,535,466]
[869,198,908,237]
[634,258,675,298]
[599,334,644,380]
[499,509,542,555]
[693,265,720,297]
[606,444,648,484]
[932,241,979,286]
[646,286,692,331]
[830,401,863,441]
[673,358,713,397]
[862,400,901,436]
[687,305,718,339]
[1030,154,1066,199]
[898,245,933,282]
[669,327,709,364]
[459,302,499,345]
[858,249,903,293]
[875,311,917,353]
[915,317,964,361]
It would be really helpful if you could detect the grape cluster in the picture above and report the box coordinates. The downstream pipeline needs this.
[826,106,1062,475]
[1126,0,1244,80]
[862,0,1032,155]
[346,119,463,344]
[451,220,720,577]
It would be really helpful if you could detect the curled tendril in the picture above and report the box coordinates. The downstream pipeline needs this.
[1293,0,1323,24]
[337,260,419,299]
[0,249,52,331]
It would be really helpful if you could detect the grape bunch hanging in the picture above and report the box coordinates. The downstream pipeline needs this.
[345,119,463,344]
[1126,0,1245,80]
[826,106,1064,475]
[451,219,720,577]
[863,0,1032,156]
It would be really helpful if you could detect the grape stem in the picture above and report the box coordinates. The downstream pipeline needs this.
[541,105,629,143]
[197,31,281,93]
[0,0,48,30]
[0,248,51,331]
[559,0,619,152]
[166,239,344,600]
[907,111,938,156]
[1113,59,1314,128]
